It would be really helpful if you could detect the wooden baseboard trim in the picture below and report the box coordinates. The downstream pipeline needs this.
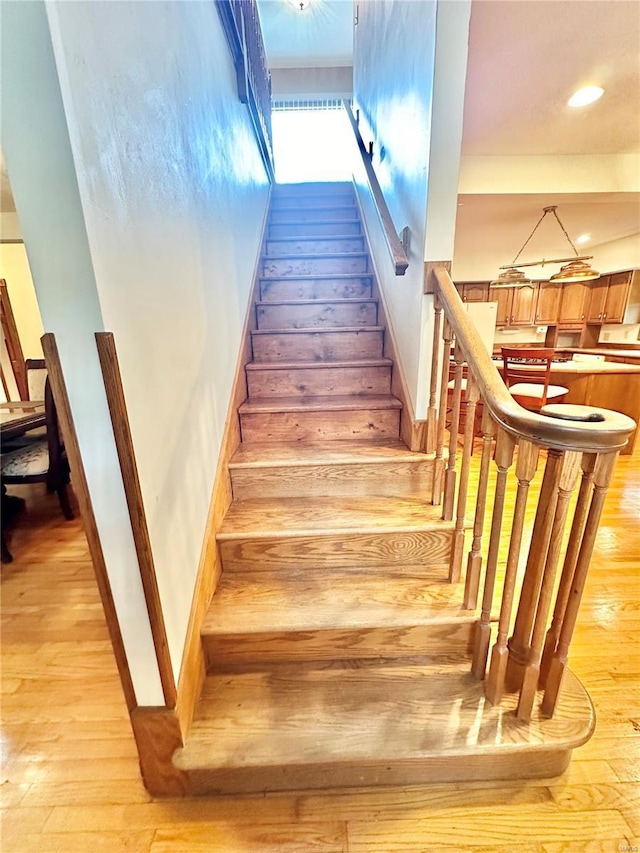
[174,189,272,738]
[41,332,137,711]
[95,332,176,708]
[130,707,188,797]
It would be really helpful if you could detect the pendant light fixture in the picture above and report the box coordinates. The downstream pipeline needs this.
[490,205,600,288]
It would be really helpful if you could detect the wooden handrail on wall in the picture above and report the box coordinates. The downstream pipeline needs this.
[216,0,274,182]
[343,102,409,277]
[426,265,635,722]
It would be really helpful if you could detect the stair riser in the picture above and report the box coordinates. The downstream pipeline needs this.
[268,221,361,239]
[265,238,365,256]
[181,750,573,796]
[247,365,391,399]
[271,195,355,209]
[261,255,369,278]
[260,277,372,302]
[230,458,435,500]
[273,183,354,197]
[219,528,452,571]
[203,621,474,673]
[239,407,400,443]
[252,329,384,362]
[257,302,377,330]
[269,207,358,224]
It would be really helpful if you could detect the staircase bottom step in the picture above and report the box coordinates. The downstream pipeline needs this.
[173,663,594,795]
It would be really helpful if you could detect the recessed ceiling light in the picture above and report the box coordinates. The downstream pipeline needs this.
[576,234,591,244]
[568,86,604,108]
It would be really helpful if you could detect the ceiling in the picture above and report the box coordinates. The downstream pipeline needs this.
[461,0,640,156]
[256,0,353,68]
[257,0,639,277]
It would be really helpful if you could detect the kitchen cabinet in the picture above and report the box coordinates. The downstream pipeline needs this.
[461,282,489,303]
[606,271,636,322]
[558,282,588,324]
[586,275,609,322]
[535,281,563,324]
[586,270,637,324]
[491,283,538,327]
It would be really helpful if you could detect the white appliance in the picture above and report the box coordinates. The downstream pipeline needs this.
[465,301,497,355]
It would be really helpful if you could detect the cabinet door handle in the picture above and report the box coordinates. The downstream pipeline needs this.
[604,313,607,320]
[598,313,602,319]
[581,314,584,320]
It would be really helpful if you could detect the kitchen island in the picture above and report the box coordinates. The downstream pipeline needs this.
[492,358,640,454]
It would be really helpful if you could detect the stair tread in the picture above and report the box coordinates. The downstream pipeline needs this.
[174,664,593,771]
[245,359,392,373]
[269,218,361,227]
[203,569,471,635]
[256,298,377,307]
[262,251,368,261]
[259,273,372,282]
[218,495,444,539]
[229,439,428,467]
[267,234,362,242]
[251,325,384,336]
[239,394,402,414]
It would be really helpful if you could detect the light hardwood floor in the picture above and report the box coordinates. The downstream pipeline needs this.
[1,447,639,852]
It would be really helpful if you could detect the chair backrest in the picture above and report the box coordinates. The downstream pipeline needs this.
[501,347,555,407]
[25,358,47,402]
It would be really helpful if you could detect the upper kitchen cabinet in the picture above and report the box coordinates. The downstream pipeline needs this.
[586,270,639,324]
[558,282,588,325]
[535,281,563,324]
[455,282,490,303]
[490,283,538,327]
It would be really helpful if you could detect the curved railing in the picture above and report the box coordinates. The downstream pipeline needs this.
[343,101,409,276]
[426,265,635,720]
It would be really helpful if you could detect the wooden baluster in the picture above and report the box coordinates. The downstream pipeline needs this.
[425,295,442,454]
[442,342,464,522]
[463,408,496,610]
[485,439,539,705]
[542,451,618,717]
[471,428,515,680]
[516,451,582,720]
[449,375,479,583]
[540,454,597,685]
[505,449,564,692]
[432,318,453,506]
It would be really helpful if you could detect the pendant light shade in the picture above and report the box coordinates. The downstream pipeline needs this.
[549,259,600,283]
[489,268,531,287]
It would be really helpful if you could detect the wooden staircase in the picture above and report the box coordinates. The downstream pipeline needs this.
[172,182,594,795]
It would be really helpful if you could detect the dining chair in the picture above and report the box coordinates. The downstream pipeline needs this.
[501,347,569,412]
[0,375,74,520]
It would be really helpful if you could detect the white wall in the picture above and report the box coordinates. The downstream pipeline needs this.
[0,242,45,359]
[2,0,269,700]
[1,0,164,705]
[353,0,437,416]
[47,0,270,681]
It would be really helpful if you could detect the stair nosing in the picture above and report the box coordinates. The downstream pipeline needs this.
[251,325,385,336]
[262,251,369,261]
[245,358,392,372]
[259,273,372,282]
[256,298,378,307]
[239,393,402,413]
[266,234,364,243]
[268,219,361,228]
[217,518,450,542]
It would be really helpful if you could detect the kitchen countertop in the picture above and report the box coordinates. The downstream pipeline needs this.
[491,358,640,374]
